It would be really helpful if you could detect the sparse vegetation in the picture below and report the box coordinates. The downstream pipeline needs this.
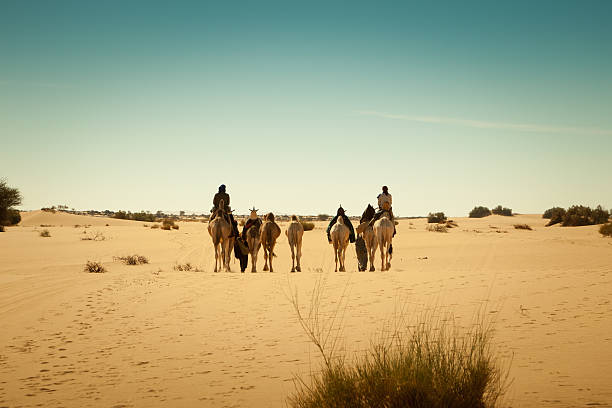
[317,214,330,221]
[543,207,564,219]
[0,225,4,232]
[545,207,566,226]
[81,231,106,241]
[0,179,22,229]
[562,205,609,227]
[161,219,176,230]
[491,205,513,216]
[84,261,106,273]
[445,220,458,228]
[172,224,179,230]
[39,229,51,237]
[173,263,202,272]
[114,255,149,265]
[427,224,448,233]
[469,206,492,218]
[151,224,160,229]
[114,210,156,222]
[286,279,509,408]
[300,221,315,231]
[514,224,532,230]
[427,212,446,223]
[600,223,612,237]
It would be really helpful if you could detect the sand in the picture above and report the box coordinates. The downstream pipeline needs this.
[1,210,611,407]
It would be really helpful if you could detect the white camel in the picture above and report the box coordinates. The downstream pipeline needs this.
[245,208,262,273]
[373,210,394,271]
[330,217,350,272]
[286,215,304,272]
[357,222,378,271]
[261,212,281,272]
[208,200,232,272]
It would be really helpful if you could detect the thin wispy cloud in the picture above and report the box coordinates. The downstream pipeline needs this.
[358,110,612,137]
[0,80,70,89]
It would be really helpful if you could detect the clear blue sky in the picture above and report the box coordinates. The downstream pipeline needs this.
[1,1,611,216]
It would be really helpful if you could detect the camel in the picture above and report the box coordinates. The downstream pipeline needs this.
[357,221,378,271]
[373,209,394,271]
[245,208,262,273]
[286,215,304,272]
[260,212,281,272]
[208,200,233,272]
[330,216,350,272]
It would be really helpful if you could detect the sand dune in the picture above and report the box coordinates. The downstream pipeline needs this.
[1,211,611,407]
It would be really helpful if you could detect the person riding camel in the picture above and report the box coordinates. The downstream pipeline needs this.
[326,206,356,244]
[242,207,262,240]
[210,184,239,237]
[369,186,396,236]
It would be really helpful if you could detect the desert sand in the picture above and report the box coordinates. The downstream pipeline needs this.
[1,211,611,407]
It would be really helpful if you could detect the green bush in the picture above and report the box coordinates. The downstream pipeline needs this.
[469,206,491,218]
[300,221,315,231]
[0,179,22,226]
[545,207,566,226]
[491,205,512,216]
[562,205,609,227]
[427,212,446,223]
[600,223,612,237]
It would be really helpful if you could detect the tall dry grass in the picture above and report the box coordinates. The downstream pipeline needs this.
[286,278,510,408]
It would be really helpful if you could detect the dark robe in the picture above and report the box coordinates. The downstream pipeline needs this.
[326,215,356,243]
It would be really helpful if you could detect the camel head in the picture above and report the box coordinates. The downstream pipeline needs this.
[291,215,298,222]
[265,212,275,222]
[249,207,259,220]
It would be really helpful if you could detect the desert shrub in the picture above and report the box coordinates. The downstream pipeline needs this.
[172,224,179,230]
[514,224,532,230]
[0,225,4,232]
[0,179,22,226]
[162,219,175,230]
[469,206,491,218]
[317,214,330,221]
[543,207,564,219]
[445,220,458,228]
[81,231,106,241]
[426,224,448,233]
[131,211,156,222]
[562,205,609,227]
[545,207,566,226]
[287,280,509,408]
[41,207,56,213]
[114,210,128,219]
[491,205,513,216]
[40,229,51,237]
[4,209,21,225]
[151,224,160,229]
[84,261,106,273]
[600,223,612,237]
[114,255,149,265]
[300,221,315,231]
[427,212,446,223]
[173,263,202,272]
[161,224,171,230]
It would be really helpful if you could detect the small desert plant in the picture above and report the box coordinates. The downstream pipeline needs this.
[173,263,202,272]
[514,224,532,230]
[300,221,315,231]
[600,223,612,237]
[317,214,330,221]
[492,205,513,216]
[427,212,446,223]
[469,206,492,218]
[161,218,175,230]
[151,224,160,229]
[114,255,149,265]
[39,229,51,237]
[84,261,106,273]
[543,206,564,219]
[172,224,179,230]
[81,231,106,241]
[427,224,448,233]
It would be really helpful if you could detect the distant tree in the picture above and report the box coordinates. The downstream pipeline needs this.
[0,179,23,227]
[180,210,185,217]
[317,214,330,221]
[543,207,564,219]
[562,205,609,226]
[469,206,491,218]
[491,205,512,216]
[427,212,446,223]
[545,207,566,226]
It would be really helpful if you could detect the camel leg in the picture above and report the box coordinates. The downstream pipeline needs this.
[290,244,296,272]
[386,240,392,270]
[269,243,275,272]
[334,245,338,272]
[263,247,269,271]
[339,246,346,272]
[213,244,218,272]
[296,240,302,272]
[251,249,257,273]
[380,243,386,271]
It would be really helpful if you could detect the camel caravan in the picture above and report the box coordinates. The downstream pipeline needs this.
[207,185,396,273]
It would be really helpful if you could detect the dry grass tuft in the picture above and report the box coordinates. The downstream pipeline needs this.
[39,229,51,237]
[173,263,202,272]
[151,224,160,229]
[81,231,106,241]
[300,221,315,231]
[513,224,532,230]
[114,255,149,265]
[84,261,106,273]
[172,224,179,230]
[600,223,612,237]
[427,224,448,233]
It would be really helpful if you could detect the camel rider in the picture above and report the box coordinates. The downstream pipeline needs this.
[370,186,396,236]
[326,206,356,244]
[242,207,262,240]
[210,184,239,237]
